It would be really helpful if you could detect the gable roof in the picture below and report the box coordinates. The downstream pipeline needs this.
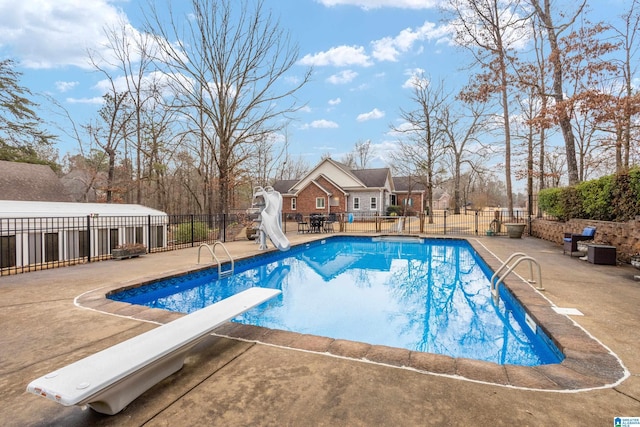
[274,158,395,196]
[272,179,298,195]
[0,161,72,202]
[393,176,427,192]
[289,158,367,193]
[351,168,392,188]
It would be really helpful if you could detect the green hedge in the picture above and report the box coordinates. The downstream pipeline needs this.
[538,168,640,221]
[174,221,210,244]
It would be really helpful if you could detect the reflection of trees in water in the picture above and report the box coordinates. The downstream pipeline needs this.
[149,259,291,314]
[347,267,374,288]
[135,239,547,365]
[385,242,543,364]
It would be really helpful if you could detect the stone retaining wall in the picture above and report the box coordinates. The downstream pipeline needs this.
[531,218,640,262]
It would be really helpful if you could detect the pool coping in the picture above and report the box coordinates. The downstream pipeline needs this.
[75,234,627,392]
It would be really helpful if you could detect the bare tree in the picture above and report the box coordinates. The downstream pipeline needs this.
[338,151,356,169]
[145,0,311,214]
[278,153,310,180]
[529,0,586,185]
[513,14,553,198]
[391,75,448,224]
[449,0,529,218]
[86,92,134,203]
[544,147,566,188]
[438,99,487,214]
[602,0,640,172]
[353,139,375,170]
[95,18,167,204]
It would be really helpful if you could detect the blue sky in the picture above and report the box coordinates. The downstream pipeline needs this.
[0,0,630,177]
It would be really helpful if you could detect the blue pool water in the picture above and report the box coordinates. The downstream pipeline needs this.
[110,237,562,366]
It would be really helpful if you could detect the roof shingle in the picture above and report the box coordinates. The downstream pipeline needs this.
[0,161,72,202]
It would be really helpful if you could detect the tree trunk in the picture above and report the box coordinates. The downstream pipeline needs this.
[106,148,116,203]
[534,0,580,185]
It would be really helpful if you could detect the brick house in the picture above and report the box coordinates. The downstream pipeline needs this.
[272,158,428,218]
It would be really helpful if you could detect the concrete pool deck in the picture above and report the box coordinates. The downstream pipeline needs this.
[1,233,640,425]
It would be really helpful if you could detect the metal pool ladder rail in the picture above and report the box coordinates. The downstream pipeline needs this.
[490,252,544,301]
[197,241,235,278]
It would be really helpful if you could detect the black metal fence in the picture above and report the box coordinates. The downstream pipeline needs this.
[282,209,529,236]
[1,209,529,276]
[0,214,243,276]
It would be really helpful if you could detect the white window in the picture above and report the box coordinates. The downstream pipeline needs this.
[353,197,360,210]
[316,197,325,209]
[370,197,377,210]
[291,198,297,210]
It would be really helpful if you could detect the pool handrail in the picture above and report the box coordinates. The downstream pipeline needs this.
[491,253,544,301]
[197,241,234,278]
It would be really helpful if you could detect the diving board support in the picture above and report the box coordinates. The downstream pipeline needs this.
[197,241,234,278]
[26,287,280,415]
[491,252,544,301]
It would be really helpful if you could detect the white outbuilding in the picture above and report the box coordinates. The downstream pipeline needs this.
[0,200,169,270]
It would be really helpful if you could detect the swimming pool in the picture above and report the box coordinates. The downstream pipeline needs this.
[110,236,562,366]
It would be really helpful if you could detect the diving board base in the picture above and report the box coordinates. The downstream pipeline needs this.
[83,343,193,415]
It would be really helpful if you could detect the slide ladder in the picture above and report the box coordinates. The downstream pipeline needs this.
[490,252,544,302]
[197,241,235,278]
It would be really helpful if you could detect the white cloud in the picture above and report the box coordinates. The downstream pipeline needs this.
[357,108,385,122]
[326,70,358,84]
[350,83,370,92]
[301,119,340,129]
[370,139,401,163]
[402,68,428,89]
[316,0,441,10]
[285,75,302,85]
[299,105,312,113]
[328,97,341,106]
[388,120,418,137]
[298,45,373,67]
[55,81,79,93]
[66,96,105,105]
[372,21,452,62]
[0,0,135,69]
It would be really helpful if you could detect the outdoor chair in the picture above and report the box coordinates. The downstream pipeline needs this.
[295,213,309,233]
[310,214,323,233]
[323,213,336,233]
[563,226,596,256]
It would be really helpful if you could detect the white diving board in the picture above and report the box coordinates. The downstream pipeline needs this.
[26,287,281,415]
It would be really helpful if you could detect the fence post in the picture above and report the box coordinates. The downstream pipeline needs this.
[475,211,479,235]
[443,210,447,235]
[191,215,195,247]
[223,214,227,243]
[147,215,152,251]
[87,215,92,263]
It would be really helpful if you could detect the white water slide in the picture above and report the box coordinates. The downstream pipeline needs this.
[254,186,290,251]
